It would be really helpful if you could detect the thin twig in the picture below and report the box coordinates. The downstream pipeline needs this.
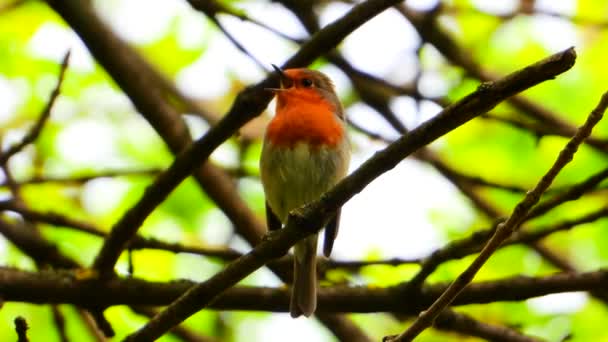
[398,5,578,134]
[0,168,163,187]
[0,200,242,260]
[482,113,608,152]
[131,307,221,342]
[183,0,276,73]
[512,207,608,244]
[210,16,268,71]
[527,167,608,219]
[387,91,608,341]
[14,316,29,342]
[52,305,69,342]
[3,267,608,312]
[320,257,421,271]
[443,3,608,30]
[77,309,107,342]
[0,51,70,165]
[434,310,545,342]
[405,164,608,288]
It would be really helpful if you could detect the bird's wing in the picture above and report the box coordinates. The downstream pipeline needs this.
[323,208,341,257]
[266,202,282,231]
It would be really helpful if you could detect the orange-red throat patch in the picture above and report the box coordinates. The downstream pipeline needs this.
[266,90,344,148]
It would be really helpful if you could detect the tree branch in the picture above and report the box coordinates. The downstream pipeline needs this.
[398,5,578,133]
[88,0,407,278]
[14,316,29,342]
[51,305,69,342]
[46,0,404,339]
[405,165,608,289]
[0,218,78,269]
[1,168,162,187]
[0,200,243,261]
[388,90,608,341]
[0,51,70,165]
[122,48,577,341]
[434,310,545,342]
[2,267,608,313]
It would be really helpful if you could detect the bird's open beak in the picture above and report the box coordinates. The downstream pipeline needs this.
[265,64,292,93]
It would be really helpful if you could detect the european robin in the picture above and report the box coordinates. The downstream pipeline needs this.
[260,65,350,317]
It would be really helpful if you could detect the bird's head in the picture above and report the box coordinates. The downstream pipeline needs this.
[268,65,343,119]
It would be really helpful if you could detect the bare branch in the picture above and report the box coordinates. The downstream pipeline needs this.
[434,310,546,342]
[1,169,163,186]
[0,200,242,260]
[131,307,221,342]
[51,306,69,342]
[388,90,608,341]
[527,167,608,219]
[0,218,78,269]
[122,48,577,341]
[2,267,608,313]
[91,0,408,279]
[14,316,29,342]
[0,51,70,165]
[186,0,273,71]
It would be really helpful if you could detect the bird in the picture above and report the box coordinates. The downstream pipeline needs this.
[260,65,350,318]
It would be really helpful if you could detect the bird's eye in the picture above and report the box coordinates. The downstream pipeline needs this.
[301,78,313,87]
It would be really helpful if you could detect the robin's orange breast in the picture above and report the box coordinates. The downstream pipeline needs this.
[266,96,345,148]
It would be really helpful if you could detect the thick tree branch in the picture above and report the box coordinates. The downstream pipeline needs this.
[87,0,406,278]
[46,0,404,340]
[2,267,607,313]
[122,48,576,341]
[43,0,264,274]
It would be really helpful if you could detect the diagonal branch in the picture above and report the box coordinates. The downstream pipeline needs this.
[404,162,608,290]
[122,48,577,341]
[0,51,70,165]
[90,0,408,279]
[44,1,376,338]
[434,310,545,342]
[0,218,79,269]
[388,90,608,341]
[398,5,577,133]
[404,205,608,290]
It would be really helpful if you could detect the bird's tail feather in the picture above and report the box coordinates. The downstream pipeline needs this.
[290,234,317,318]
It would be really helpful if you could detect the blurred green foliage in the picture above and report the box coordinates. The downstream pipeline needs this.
[1,0,608,341]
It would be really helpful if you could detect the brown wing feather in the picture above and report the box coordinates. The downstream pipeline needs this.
[266,202,282,231]
[323,209,341,257]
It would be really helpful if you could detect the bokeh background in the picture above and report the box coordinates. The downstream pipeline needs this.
[0,0,608,341]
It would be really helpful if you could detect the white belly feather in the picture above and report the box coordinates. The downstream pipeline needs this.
[260,140,350,222]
